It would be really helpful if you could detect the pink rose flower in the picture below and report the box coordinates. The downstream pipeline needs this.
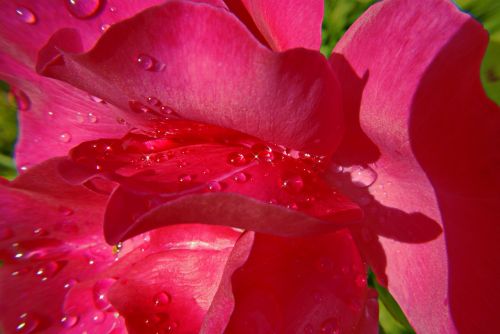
[0,0,498,333]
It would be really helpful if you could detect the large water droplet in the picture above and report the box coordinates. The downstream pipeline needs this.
[12,238,67,260]
[320,317,339,334]
[349,165,377,188]
[15,7,37,24]
[136,54,154,70]
[16,313,39,333]
[59,132,72,143]
[232,172,248,183]
[227,152,247,166]
[281,175,304,193]
[147,96,161,106]
[76,112,85,124]
[87,112,98,123]
[207,181,222,192]
[65,0,101,19]
[60,315,79,328]
[100,23,110,32]
[153,291,171,306]
[91,311,106,323]
[93,278,116,310]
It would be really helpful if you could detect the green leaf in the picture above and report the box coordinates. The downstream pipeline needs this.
[374,281,415,333]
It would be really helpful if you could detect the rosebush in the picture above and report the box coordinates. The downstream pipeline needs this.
[0,0,498,333]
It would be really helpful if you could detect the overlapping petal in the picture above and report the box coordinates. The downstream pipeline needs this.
[224,0,324,51]
[330,0,500,332]
[39,1,343,157]
[0,159,240,333]
[57,120,361,244]
[203,230,378,333]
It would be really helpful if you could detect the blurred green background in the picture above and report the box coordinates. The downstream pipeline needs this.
[0,0,498,332]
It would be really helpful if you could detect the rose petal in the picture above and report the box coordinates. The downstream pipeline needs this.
[0,0,203,67]
[39,1,343,156]
[225,0,323,51]
[106,225,238,334]
[58,120,361,243]
[0,53,129,170]
[0,158,240,333]
[203,230,377,333]
[0,159,125,333]
[331,0,500,332]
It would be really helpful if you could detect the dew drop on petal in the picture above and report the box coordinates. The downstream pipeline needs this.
[58,206,74,216]
[58,132,72,143]
[320,317,339,334]
[87,112,98,123]
[136,54,154,70]
[281,175,304,193]
[16,313,39,333]
[227,152,247,166]
[64,278,78,289]
[32,227,48,236]
[129,100,152,113]
[65,0,101,19]
[100,23,110,32]
[35,261,61,280]
[153,291,171,306]
[350,165,377,188]
[60,315,79,328]
[75,112,85,124]
[147,96,160,106]
[207,181,222,192]
[178,174,192,183]
[91,311,106,323]
[15,7,37,24]
[232,172,248,183]
[93,278,116,310]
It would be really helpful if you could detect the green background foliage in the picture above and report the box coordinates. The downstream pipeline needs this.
[0,1,498,332]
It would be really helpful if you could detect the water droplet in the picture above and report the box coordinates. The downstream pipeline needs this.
[331,164,344,173]
[207,181,222,192]
[158,105,171,114]
[19,165,29,173]
[286,202,298,210]
[16,313,39,333]
[178,174,192,183]
[15,7,37,24]
[136,54,154,70]
[153,291,171,306]
[60,315,79,328]
[58,206,74,216]
[109,6,117,13]
[75,112,85,124]
[232,172,248,183]
[87,112,98,123]
[35,261,61,280]
[64,278,78,289]
[91,311,106,323]
[100,23,110,32]
[33,227,48,236]
[65,0,101,19]
[320,317,339,334]
[93,278,116,310]
[12,88,31,110]
[349,165,377,188]
[59,132,72,143]
[227,152,247,166]
[129,100,153,113]
[11,267,31,277]
[147,96,161,106]
[0,226,14,240]
[281,175,304,193]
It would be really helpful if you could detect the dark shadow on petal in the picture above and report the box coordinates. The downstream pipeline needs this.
[329,54,380,165]
[410,19,500,334]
